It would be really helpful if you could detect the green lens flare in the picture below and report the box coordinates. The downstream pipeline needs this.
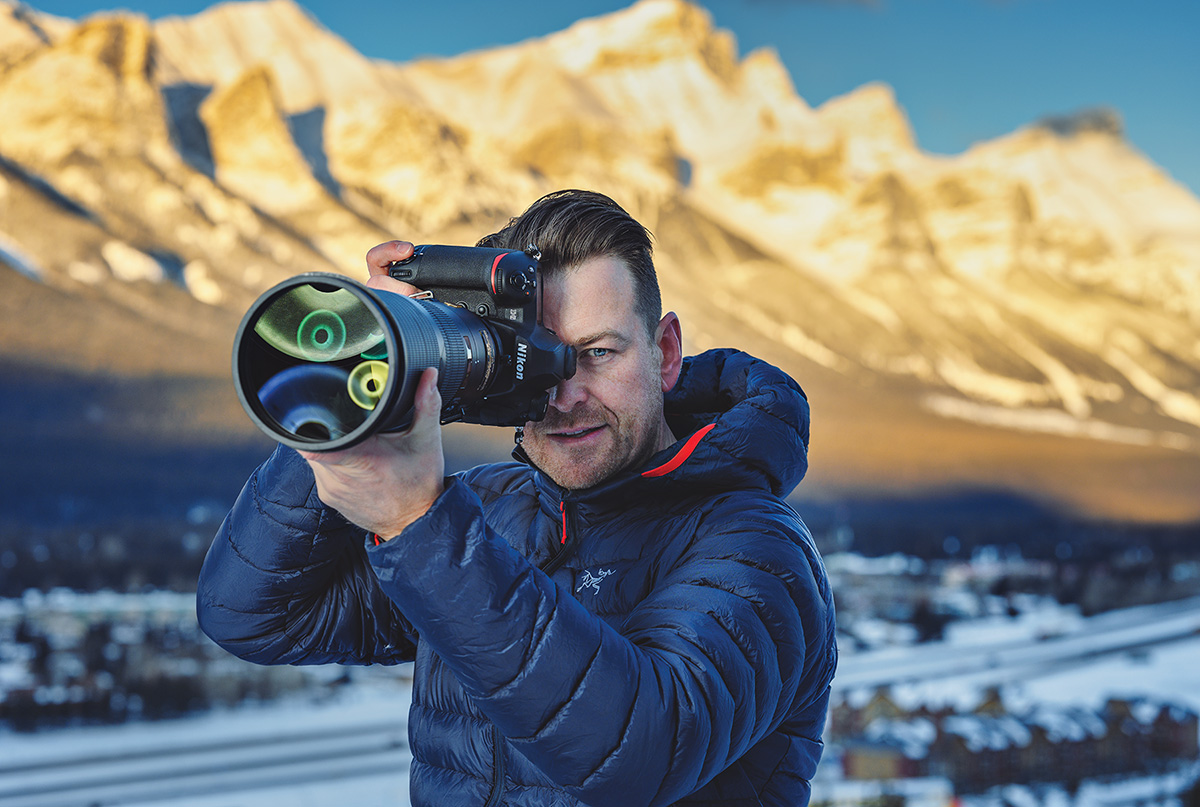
[253,284,385,362]
[347,360,389,410]
[360,340,388,360]
[297,310,347,360]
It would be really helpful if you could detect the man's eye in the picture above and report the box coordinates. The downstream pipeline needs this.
[585,347,611,359]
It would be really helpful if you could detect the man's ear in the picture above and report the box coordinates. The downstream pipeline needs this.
[656,312,683,393]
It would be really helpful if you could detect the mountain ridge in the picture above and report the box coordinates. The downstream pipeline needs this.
[1,0,1198,522]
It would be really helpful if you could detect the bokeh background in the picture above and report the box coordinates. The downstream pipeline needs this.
[1,1,1198,804]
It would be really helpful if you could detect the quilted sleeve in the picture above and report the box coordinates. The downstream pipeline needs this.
[367,477,836,807]
[196,445,417,666]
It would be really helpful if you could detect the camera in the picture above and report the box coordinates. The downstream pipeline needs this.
[232,245,576,452]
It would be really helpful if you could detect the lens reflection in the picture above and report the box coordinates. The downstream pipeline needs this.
[253,285,383,363]
[234,271,510,451]
[347,360,389,410]
[244,281,396,445]
[258,364,361,441]
[296,309,347,360]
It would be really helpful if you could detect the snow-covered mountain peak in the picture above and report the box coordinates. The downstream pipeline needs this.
[817,82,916,152]
[152,0,390,112]
[549,0,734,77]
[2,0,1199,520]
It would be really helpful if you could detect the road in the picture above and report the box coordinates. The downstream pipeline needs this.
[0,709,409,807]
[834,595,1200,692]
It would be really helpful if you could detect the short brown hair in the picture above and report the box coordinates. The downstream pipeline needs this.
[477,190,661,337]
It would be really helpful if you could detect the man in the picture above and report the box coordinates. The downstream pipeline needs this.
[198,190,837,806]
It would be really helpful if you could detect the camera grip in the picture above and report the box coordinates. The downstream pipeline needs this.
[389,245,537,309]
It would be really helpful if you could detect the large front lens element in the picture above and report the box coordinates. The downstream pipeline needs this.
[233,273,497,451]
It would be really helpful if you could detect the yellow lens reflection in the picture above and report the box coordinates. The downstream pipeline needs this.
[347,360,389,410]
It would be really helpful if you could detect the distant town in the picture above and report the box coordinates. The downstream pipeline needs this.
[2,508,1199,805]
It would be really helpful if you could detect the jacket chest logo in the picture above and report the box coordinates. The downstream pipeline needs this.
[575,568,615,595]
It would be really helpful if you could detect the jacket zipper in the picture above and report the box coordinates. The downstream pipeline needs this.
[541,498,576,576]
[484,497,576,806]
[484,724,506,807]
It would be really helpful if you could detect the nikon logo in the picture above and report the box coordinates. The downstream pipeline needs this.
[515,341,528,381]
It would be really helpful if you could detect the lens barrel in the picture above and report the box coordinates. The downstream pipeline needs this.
[233,273,497,451]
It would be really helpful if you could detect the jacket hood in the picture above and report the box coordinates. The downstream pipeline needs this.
[519,349,810,504]
[654,348,810,498]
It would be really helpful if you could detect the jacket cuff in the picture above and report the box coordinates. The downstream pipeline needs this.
[362,474,472,571]
[361,475,548,691]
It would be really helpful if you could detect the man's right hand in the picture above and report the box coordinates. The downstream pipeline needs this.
[298,365,445,541]
[292,240,449,540]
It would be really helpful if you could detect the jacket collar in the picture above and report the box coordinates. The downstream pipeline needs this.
[515,349,810,512]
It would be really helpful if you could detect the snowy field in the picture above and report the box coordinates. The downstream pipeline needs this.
[0,682,413,807]
[837,595,1200,714]
[828,596,1200,807]
[3,596,1199,806]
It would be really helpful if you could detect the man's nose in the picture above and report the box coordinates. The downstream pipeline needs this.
[549,373,588,412]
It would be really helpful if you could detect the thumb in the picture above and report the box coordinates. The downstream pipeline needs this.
[409,367,442,438]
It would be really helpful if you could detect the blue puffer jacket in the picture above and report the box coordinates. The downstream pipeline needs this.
[197,349,837,807]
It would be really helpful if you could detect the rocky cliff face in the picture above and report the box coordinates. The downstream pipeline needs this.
[1,0,1198,520]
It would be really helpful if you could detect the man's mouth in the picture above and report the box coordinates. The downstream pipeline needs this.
[548,425,606,441]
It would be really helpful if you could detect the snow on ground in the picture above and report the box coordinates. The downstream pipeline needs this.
[1008,633,1200,712]
[880,629,1200,713]
[0,679,415,807]
[5,593,1199,805]
[1,678,411,765]
[153,769,410,807]
[839,596,1200,713]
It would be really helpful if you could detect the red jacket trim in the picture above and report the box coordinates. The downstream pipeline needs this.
[641,423,716,478]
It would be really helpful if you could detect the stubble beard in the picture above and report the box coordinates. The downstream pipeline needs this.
[523,400,663,491]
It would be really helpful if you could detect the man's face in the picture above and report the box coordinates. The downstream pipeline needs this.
[521,255,680,490]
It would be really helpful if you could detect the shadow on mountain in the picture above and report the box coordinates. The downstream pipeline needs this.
[0,361,513,531]
[797,489,1111,560]
[162,82,215,177]
[0,364,268,530]
[0,360,518,594]
[0,153,96,221]
[3,356,1197,602]
[288,106,342,198]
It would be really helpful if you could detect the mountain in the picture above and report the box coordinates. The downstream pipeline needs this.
[1,0,1198,526]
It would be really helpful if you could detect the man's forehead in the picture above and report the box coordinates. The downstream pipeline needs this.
[542,256,637,340]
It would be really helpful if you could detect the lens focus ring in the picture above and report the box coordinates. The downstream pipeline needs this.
[418,300,468,401]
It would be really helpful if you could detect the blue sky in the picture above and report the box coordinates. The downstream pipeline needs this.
[27,0,1200,197]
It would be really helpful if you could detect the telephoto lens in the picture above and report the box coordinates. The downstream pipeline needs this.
[233,273,498,451]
